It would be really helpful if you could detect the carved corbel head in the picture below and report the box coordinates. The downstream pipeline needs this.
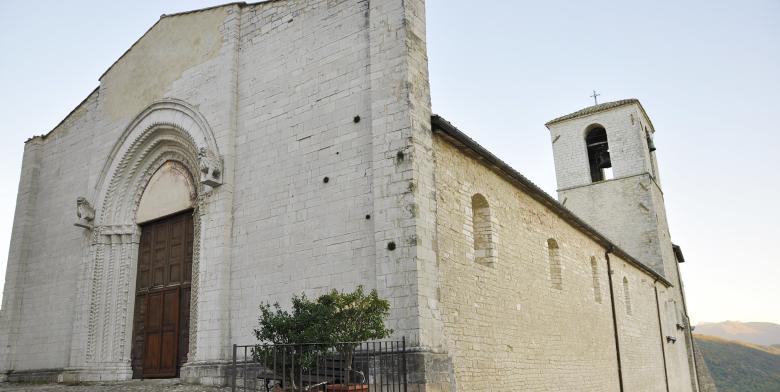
[198,147,223,187]
[74,197,95,229]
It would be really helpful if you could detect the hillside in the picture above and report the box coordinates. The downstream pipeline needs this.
[694,334,780,392]
[696,321,780,346]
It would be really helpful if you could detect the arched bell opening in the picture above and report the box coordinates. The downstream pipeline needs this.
[585,124,613,182]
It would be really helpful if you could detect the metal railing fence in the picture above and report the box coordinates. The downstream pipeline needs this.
[230,338,407,392]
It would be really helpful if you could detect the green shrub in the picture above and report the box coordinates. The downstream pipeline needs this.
[253,286,392,387]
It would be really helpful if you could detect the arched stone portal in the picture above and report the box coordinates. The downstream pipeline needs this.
[65,99,222,382]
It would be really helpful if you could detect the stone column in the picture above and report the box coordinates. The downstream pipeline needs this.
[63,226,140,383]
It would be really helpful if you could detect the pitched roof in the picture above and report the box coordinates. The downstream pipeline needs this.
[431,114,672,287]
[545,98,655,132]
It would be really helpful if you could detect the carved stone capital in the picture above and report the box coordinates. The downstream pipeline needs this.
[92,225,141,244]
[74,197,95,229]
[198,147,223,187]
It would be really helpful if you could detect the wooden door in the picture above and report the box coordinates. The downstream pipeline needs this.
[131,212,193,378]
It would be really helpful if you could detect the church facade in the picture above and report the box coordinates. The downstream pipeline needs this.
[0,1,706,391]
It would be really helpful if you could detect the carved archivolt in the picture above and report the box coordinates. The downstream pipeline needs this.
[94,106,220,223]
[79,98,218,367]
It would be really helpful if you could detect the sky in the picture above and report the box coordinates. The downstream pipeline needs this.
[0,0,778,324]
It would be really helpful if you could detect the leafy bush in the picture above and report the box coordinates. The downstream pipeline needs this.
[253,286,392,387]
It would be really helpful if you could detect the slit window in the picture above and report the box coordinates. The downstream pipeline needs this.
[547,239,562,290]
[471,193,496,265]
[586,126,612,182]
[591,257,602,303]
[623,276,632,315]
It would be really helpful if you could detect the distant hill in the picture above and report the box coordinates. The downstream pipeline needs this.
[695,321,780,346]
[694,334,780,392]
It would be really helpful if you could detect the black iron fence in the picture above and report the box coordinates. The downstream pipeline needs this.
[230,339,408,392]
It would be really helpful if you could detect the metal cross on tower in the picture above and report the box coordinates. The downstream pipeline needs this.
[590,90,600,105]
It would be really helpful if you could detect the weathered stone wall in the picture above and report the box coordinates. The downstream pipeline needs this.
[433,134,684,391]
[0,5,243,380]
[0,93,96,372]
[230,0,377,343]
[230,1,445,388]
[0,0,440,385]
[559,175,669,277]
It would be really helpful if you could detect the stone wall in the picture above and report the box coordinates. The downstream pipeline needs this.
[432,133,687,391]
[230,0,377,344]
[0,0,439,385]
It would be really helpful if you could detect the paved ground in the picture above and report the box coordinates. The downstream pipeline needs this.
[0,380,232,392]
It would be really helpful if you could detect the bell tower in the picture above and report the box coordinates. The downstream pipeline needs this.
[545,99,675,279]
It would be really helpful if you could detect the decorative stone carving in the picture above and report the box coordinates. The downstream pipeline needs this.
[198,147,223,187]
[74,197,95,229]
[75,99,210,379]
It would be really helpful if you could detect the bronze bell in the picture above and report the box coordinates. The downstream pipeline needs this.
[596,151,612,169]
[647,137,657,152]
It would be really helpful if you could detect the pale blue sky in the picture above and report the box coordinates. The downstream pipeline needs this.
[0,1,778,324]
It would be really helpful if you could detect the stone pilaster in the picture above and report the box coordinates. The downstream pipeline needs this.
[0,137,43,379]
[368,0,452,390]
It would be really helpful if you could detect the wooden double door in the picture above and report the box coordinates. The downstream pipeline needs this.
[131,212,193,378]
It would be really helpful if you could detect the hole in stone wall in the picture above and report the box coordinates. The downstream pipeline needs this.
[387,241,396,251]
[323,177,329,183]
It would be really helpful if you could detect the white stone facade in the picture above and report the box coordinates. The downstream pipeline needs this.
[0,1,701,391]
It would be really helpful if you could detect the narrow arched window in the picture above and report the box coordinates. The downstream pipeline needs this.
[472,194,496,265]
[586,126,612,182]
[591,257,602,303]
[623,276,632,315]
[547,239,562,289]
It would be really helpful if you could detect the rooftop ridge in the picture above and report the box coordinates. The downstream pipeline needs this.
[545,98,655,132]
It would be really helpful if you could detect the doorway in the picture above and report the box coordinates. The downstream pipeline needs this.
[131,211,193,378]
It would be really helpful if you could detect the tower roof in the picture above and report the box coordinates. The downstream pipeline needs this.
[545,98,654,131]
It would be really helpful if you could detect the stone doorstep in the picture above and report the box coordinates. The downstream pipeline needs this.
[128,378,184,385]
[0,379,233,392]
